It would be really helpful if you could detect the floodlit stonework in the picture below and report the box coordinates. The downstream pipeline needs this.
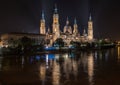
[40,5,94,46]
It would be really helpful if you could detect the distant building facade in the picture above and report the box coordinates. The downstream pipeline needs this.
[0,33,45,47]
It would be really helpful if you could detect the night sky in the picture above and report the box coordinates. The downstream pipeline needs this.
[0,0,120,40]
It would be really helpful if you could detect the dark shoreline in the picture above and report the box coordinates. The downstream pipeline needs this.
[0,46,116,56]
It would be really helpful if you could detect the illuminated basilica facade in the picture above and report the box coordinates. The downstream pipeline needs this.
[40,5,94,46]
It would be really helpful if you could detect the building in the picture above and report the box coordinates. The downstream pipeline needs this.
[88,14,93,40]
[40,5,94,46]
[0,4,94,48]
[0,33,45,47]
[40,11,46,35]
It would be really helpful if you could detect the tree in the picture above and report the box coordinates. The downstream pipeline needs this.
[8,38,18,48]
[45,39,50,45]
[18,36,34,52]
[54,38,64,47]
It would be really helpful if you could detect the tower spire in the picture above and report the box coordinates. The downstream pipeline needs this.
[89,13,92,21]
[66,16,69,25]
[42,10,45,20]
[40,10,46,34]
[83,28,86,34]
[74,18,77,24]
[88,13,93,40]
[54,4,58,13]
[73,17,78,34]
[47,26,50,33]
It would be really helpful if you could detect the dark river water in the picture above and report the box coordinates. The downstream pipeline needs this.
[0,47,120,85]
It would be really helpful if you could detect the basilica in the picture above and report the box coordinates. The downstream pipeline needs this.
[0,5,94,48]
[40,5,93,46]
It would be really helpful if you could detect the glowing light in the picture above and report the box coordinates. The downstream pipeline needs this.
[63,57,73,79]
[105,50,109,61]
[48,54,55,59]
[35,55,41,60]
[21,56,24,65]
[88,53,94,85]
[118,47,120,62]
[52,60,60,85]
[39,64,46,80]
[94,51,97,60]
[5,45,8,48]
[0,41,3,47]
[21,56,24,68]
[55,54,59,60]
[0,64,1,71]
[46,54,49,68]
[63,54,68,59]
[0,57,2,71]
[72,60,78,78]
[46,46,48,48]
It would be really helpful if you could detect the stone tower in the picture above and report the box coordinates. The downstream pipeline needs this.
[40,11,46,34]
[88,14,93,40]
[52,4,60,41]
[63,17,72,34]
[73,18,78,35]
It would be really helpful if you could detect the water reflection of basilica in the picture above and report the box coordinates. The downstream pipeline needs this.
[1,50,115,85]
[38,52,94,85]
[1,48,120,85]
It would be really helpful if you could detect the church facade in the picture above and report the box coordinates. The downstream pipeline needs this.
[40,5,94,46]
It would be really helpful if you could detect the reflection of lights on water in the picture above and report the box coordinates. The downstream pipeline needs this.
[45,46,48,48]
[22,56,24,65]
[99,51,102,60]
[63,57,73,79]
[50,59,53,68]
[46,54,49,68]
[62,54,78,79]
[0,57,2,71]
[40,64,46,81]
[21,56,24,68]
[118,47,120,62]
[36,55,41,60]
[69,52,74,58]
[105,50,109,61]
[72,60,78,77]
[95,51,97,60]
[0,64,1,71]
[52,60,60,85]
[30,57,33,63]
[48,54,55,59]
[55,54,59,60]
[46,55,48,62]
[111,48,114,56]
[81,53,88,72]
[88,53,94,85]
[63,54,68,59]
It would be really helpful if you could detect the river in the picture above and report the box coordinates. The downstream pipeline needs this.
[0,47,120,85]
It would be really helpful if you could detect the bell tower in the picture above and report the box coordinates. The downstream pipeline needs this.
[40,11,46,34]
[88,14,93,40]
[73,18,78,35]
[52,4,60,41]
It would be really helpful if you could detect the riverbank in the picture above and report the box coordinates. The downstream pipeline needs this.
[0,46,116,56]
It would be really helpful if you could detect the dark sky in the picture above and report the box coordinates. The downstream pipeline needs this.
[0,0,120,40]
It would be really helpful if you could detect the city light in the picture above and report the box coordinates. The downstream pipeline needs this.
[46,54,49,68]
[39,64,46,81]
[52,60,60,85]
[118,47,120,62]
[0,57,2,71]
[88,53,94,85]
